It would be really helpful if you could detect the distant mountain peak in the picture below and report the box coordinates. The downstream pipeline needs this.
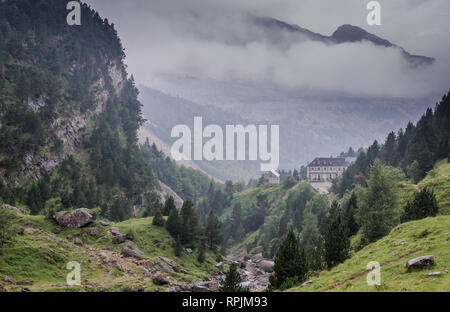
[252,17,435,67]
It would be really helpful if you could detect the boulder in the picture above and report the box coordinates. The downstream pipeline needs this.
[3,275,13,284]
[0,204,26,215]
[152,273,169,285]
[112,234,127,244]
[301,280,313,287]
[406,255,434,269]
[74,238,82,246]
[100,220,110,226]
[185,248,193,254]
[427,271,441,276]
[257,260,274,273]
[121,247,144,259]
[53,208,94,228]
[110,227,121,236]
[87,227,100,236]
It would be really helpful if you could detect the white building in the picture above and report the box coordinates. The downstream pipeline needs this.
[307,157,354,182]
[263,169,280,185]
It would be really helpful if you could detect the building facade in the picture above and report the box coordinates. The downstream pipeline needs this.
[263,169,280,185]
[306,157,355,182]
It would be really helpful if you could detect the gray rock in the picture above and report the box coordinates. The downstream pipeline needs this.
[112,234,127,244]
[16,280,33,285]
[121,247,144,259]
[406,255,435,269]
[0,204,27,215]
[185,248,193,254]
[152,273,169,285]
[257,260,274,273]
[427,271,441,276]
[87,227,100,236]
[100,220,110,226]
[111,227,121,236]
[53,208,94,228]
[3,275,13,284]
[75,238,82,246]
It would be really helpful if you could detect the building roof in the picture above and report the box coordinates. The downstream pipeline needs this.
[265,169,280,177]
[308,157,350,167]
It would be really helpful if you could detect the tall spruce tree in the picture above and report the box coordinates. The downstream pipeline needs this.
[324,201,350,268]
[270,228,308,289]
[219,262,247,292]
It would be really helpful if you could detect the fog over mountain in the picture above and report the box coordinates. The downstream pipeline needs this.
[86,0,450,181]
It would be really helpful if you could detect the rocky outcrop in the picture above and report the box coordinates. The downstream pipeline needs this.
[257,260,274,273]
[110,227,127,244]
[0,204,27,215]
[53,208,94,228]
[406,255,435,269]
[121,247,144,259]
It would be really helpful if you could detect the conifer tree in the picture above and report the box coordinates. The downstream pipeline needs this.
[152,205,165,227]
[401,188,439,222]
[162,196,176,216]
[174,235,182,258]
[324,201,350,268]
[205,210,223,250]
[270,228,308,289]
[197,241,205,263]
[166,207,181,237]
[219,262,247,292]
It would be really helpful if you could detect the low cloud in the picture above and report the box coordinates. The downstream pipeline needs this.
[86,0,450,100]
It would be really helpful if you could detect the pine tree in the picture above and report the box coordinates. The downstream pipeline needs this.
[324,201,350,268]
[162,196,176,216]
[180,200,199,246]
[300,211,325,271]
[197,241,205,263]
[219,262,247,292]
[342,192,359,236]
[205,210,223,250]
[359,159,400,243]
[166,208,181,237]
[270,228,308,289]
[174,235,182,258]
[152,205,165,226]
[401,188,439,222]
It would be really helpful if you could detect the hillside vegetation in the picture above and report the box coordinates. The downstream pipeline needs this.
[0,213,220,292]
[286,216,450,292]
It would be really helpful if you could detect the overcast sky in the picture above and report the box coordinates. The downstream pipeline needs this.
[85,0,450,100]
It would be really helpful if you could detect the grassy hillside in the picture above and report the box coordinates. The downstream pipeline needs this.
[287,216,450,292]
[0,213,220,292]
[418,159,450,215]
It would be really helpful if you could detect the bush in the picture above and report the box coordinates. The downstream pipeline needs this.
[0,209,19,251]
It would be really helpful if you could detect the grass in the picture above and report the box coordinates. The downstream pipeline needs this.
[418,159,450,215]
[286,216,450,292]
[0,214,220,292]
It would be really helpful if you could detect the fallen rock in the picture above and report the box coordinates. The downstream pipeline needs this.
[257,260,274,273]
[111,227,121,236]
[121,247,144,259]
[87,227,100,236]
[53,208,94,228]
[3,275,13,284]
[112,234,127,244]
[427,271,441,276]
[406,255,435,269]
[100,220,110,226]
[0,204,27,214]
[74,238,82,246]
[185,248,193,254]
[152,273,169,285]
[394,241,408,246]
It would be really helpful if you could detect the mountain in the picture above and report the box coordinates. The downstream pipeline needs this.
[253,17,435,66]
[138,16,438,182]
